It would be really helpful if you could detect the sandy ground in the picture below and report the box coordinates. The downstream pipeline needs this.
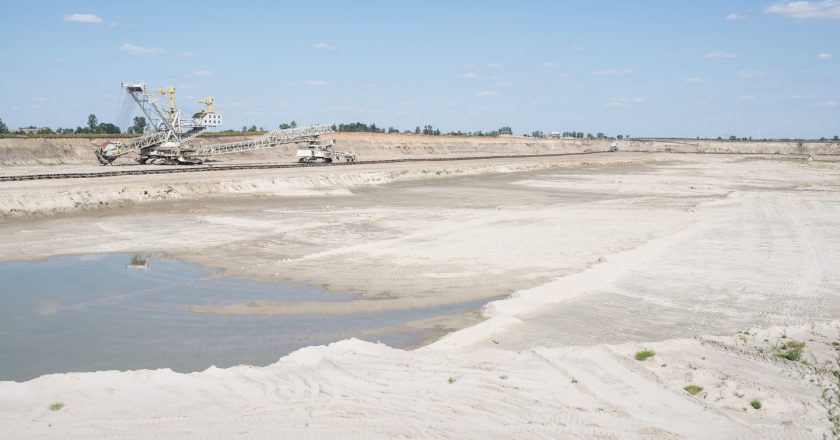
[1,153,839,438]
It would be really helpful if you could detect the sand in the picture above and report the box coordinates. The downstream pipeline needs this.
[1,150,839,438]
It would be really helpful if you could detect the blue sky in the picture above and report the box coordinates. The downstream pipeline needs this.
[0,1,838,138]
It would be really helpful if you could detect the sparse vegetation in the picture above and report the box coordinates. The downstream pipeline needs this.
[823,358,840,439]
[571,378,578,384]
[684,384,704,396]
[775,340,806,361]
[499,374,508,380]
[49,402,64,411]
[635,350,656,361]
[750,399,762,410]
[448,376,456,384]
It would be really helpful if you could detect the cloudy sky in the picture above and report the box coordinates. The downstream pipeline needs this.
[0,0,838,138]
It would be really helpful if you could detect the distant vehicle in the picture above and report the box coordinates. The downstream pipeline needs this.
[297,140,356,163]
[609,142,619,152]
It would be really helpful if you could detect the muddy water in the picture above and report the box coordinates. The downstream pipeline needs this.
[0,254,490,382]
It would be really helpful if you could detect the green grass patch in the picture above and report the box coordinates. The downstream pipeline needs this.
[750,399,762,410]
[775,340,806,361]
[634,350,656,361]
[684,385,704,396]
[448,377,456,384]
[49,402,64,412]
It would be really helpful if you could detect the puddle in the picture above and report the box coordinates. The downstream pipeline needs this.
[0,254,490,382]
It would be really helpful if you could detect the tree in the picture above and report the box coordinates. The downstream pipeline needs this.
[242,126,247,132]
[278,121,297,130]
[387,126,398,134]
[415,126,421,134]
[249,125,257,132]
[88,114,98,131]
[596,132,605,139]
[498,126,513,135]
[0,117,8,134]
[617,135,624,140]
[97,123,120,134]
[531,131,544,138]
[422,125,435,135]
[130,116,147,134]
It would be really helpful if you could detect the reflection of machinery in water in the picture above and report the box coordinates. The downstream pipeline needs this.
[95,82,349,165]
[127,254,151,269]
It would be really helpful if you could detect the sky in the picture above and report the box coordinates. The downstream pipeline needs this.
[0,1,838,138]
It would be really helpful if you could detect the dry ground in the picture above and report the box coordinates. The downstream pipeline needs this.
[1,153,840,438]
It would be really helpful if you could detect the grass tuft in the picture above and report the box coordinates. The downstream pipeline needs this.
[49,402,64,412]
[684,384,704,396]
[634,350,656,361]
[750,399,762,410]
[775,340,806,361]
[448,376,456,384]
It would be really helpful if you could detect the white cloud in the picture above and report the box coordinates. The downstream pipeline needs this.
[542,62,556,68]
[119,43,165,56]
[108,22,119,28]
[313,42,334,51]
[476,91,499,96]
[726,13,747,20]
[684,77,709,84]
[176,52,194,58]
[63,13,103,24]
[818,52,832,59]
[705,51,741,59]
[817,100,838,107]
[305,80,328,86]
[488,63,503,69]
[738,70,767,79]
[192,70,212,76]
[764,1,840,19]
[461,73,478,79]
[592,69,633,76]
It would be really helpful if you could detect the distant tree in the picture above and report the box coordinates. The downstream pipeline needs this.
[415,126,421,134]
[249,125,257,132]
[586,133,594,139]
[37,127,54,135]
[498,126,513,135]
[387,126,398,134]
[330,124,338,131]
[88,114,98,132]
[242,126,247,132]
[617,134,624,140]
[97,123,120,134]
[130,116,147,134]
[278,121,297,130]
[531,130,544,138]
[596,132,605,139]
[576,132,584,139]
[0,117,8,134]
[729,135,737,141]
[834,135,838,141]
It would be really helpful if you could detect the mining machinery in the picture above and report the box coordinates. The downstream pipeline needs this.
[95,82,354,165]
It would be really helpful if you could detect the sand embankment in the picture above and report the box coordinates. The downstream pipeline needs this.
[0,154,662,219]
[1,132,838,166]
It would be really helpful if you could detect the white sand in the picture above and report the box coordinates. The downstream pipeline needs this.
[1,154,839,438]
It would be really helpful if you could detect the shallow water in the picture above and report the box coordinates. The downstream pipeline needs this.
[0,254,489,381]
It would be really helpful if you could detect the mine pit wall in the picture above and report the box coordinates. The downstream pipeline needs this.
[1,133,838,166]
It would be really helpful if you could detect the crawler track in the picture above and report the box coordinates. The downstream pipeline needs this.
[0,151,609,182]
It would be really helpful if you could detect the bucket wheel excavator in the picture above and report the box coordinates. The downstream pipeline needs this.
[95,82,354,165]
